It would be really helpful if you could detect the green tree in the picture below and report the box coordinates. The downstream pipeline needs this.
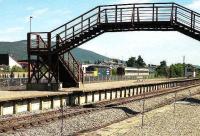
[11,65,25,72]
[117,67,125,76]
[160,60,167,67]
[126,57,137,67]
[196,68,200,78]
[169,64,176,77]
[2,65,10,72]
[111,69,117,75]
[83,60,90,64]
[156,60,169,77]
[175,63,184,77]
[112,59,118,63]
[169,63,184,78]
[136,55,146,68]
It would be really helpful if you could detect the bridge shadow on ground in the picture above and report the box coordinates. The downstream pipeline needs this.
[179,97,200,105]
[111,106,139,116]
[83,103,139,116]
[106,104,140,116]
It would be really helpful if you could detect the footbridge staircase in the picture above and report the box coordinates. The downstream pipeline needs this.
[27,3,200,89]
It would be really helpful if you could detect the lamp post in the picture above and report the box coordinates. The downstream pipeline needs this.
[30,16,33,32]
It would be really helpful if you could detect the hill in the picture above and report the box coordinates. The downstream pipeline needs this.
[0,40,109,63]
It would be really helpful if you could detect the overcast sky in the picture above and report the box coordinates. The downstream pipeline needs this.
[0,0,200,65]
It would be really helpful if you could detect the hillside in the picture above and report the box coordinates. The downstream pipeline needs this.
[0,40,109,63]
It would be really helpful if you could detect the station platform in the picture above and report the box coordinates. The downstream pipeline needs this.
[76,78,175,92]
[0,78,198,116]
[0,78,181,102]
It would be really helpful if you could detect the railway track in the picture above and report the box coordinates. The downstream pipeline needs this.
[0,82,200,133]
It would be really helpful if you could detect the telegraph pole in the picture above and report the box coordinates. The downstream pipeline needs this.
[183,56,185,77]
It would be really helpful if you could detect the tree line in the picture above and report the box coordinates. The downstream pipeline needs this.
[155,60,197,78]
[126,55,146,68]
[126,56,198,78]
[0,65,27,72]
[83,55,198,78]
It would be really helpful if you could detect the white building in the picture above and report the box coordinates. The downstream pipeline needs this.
[82,64,91,74]
[125,67,149,76]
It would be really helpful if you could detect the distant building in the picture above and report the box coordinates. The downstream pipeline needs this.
[124,67,149,76]
[82,64,91,74]
[82,63,149,77]
[18,60,28,69]
[0,54,22,68]
[148,64,158,74]
[100,59,124,69]
[185,65,200,78]
[82,64,111,76]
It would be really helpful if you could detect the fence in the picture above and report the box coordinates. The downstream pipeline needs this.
[0,78,28,90]
[0,75,160,89]
[83,75,155,84]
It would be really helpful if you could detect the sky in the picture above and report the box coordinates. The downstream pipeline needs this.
[0,0,200,65]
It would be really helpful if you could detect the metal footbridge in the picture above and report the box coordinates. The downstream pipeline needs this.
[27,3,200,89]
